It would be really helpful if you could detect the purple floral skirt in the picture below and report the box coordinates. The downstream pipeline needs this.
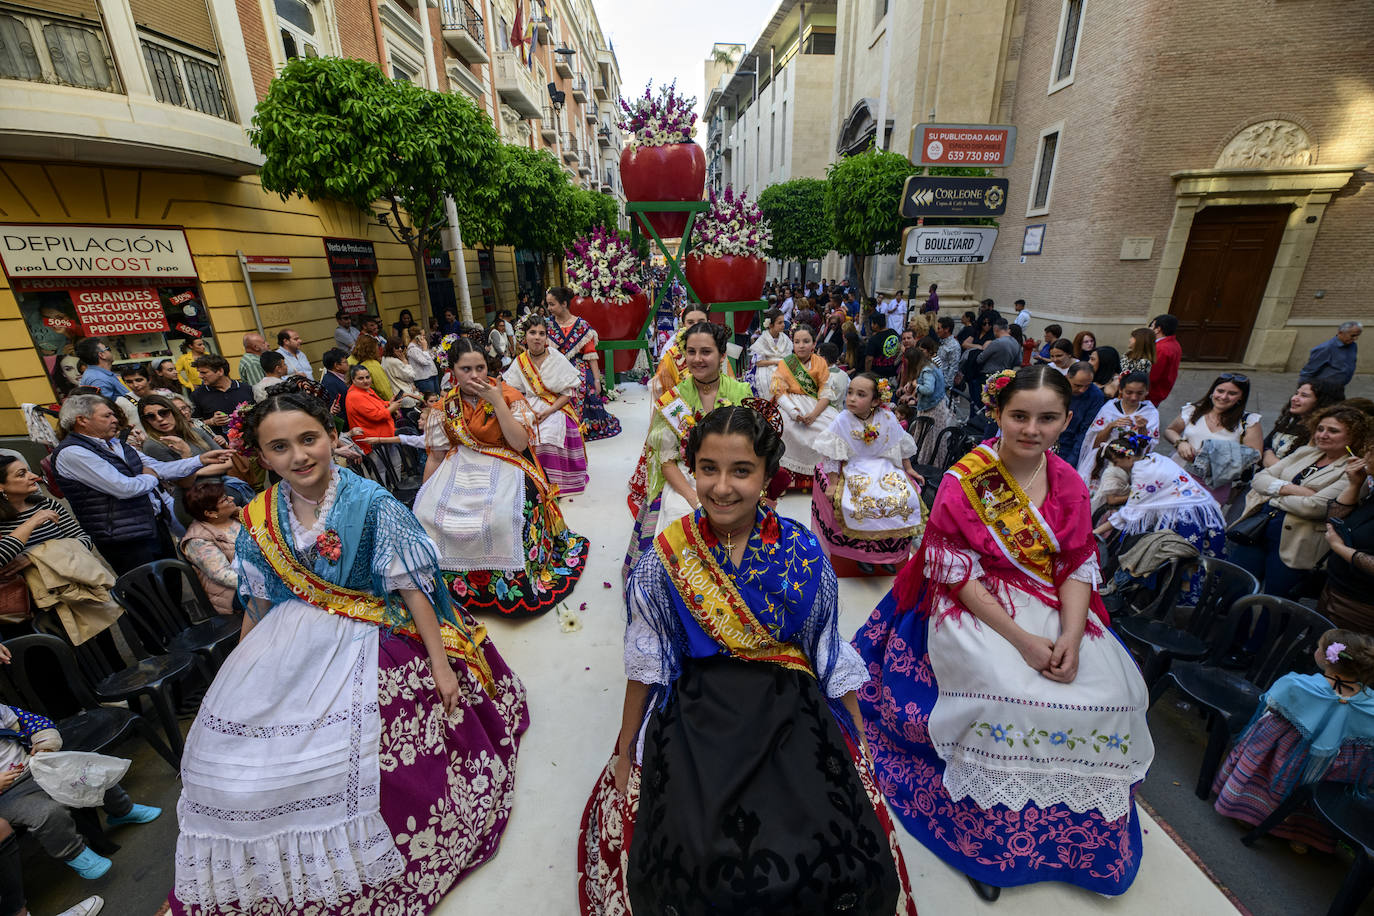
[169,631,529,915]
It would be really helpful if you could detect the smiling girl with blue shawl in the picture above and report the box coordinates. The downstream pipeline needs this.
[170,379,528,916]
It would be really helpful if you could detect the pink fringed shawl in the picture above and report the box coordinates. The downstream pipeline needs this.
[893,443,1108,636]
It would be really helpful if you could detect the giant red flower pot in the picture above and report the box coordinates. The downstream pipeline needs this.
[619,142,706,241]
[571,293,650,375]
[685,253,767,334]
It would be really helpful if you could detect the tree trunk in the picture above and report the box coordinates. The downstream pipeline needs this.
[409,246,433,331]
[853,253,868,300]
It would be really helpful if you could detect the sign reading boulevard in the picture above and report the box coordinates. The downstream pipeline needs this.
[901,175,1009,218]
[911,123,1017,167]
[903,226,999,265]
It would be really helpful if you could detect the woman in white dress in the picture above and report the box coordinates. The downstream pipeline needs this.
[770,323,840,488]
[502,314,589,496]
[1075,371,1160,481]
[1162,373,1264,504]
[747,309,791,399]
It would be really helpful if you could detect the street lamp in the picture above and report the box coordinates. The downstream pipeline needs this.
[548,83,566,111]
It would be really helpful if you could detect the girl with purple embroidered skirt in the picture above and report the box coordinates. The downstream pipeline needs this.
[169,377,528,916]
[811,372,925,572]
[854,366,1155,901]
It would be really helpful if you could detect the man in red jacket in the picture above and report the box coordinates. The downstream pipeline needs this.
[1148,314,1181,406]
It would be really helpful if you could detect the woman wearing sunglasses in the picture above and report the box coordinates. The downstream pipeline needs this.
[138,394,247,523]
[1161,373,1264,504]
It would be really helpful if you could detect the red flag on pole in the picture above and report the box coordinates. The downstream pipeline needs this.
[511,0,526,55]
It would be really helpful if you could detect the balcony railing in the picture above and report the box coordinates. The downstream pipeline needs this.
[0,6,120,92]
[539,105,558,141]
[578,149,591,174]
[439,0,486,63]
[493,49,541,118]
[569,71,587,102]
[559,131,578,163]
[140,35,230,120]
[597,124,612,148]
[584,100,597,124]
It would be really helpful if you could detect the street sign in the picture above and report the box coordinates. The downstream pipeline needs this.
[902,226,999,265]
[243,255,292,273]
[901,175,1009,218]
[911,123,1016,167]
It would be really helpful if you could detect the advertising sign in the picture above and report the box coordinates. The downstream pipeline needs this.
[902,226,999,265]
[0,225,196,278]
[901,176,1010,218]
[336,280,368,314]
[70,286,170,336]
[323,238,378,272]
[911,123,1017,167]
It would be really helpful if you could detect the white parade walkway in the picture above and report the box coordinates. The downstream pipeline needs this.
[438,382,1240,916]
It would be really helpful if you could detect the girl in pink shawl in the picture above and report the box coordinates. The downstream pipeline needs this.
[854,366,1155,901]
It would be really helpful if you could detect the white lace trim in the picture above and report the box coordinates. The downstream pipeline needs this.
[940,756,1138,822]
[282,464,341,546]
[173,810,403,908]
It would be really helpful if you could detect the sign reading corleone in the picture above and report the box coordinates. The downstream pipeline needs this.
[70,287,170,336]
[901,176,1009,218]
[0,225,196,277]
[902,226,1000,265]
[911,123,1017,167]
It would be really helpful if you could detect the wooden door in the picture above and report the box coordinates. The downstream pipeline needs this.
[1167,205,1289,362]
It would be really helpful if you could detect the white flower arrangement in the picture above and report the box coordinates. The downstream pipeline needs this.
[689,185,772,261]
[617,81,696,148]
[565,227,644,305]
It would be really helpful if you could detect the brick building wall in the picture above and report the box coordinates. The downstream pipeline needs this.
[234,0,275,98]
[976,0,1374,372]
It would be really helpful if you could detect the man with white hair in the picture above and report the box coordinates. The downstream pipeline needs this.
[52,394,230,574]
[1299,321,1361,387]
[238,332,270,386]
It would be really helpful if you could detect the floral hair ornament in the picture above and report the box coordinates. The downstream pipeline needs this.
[876,378,894,408]
[742,397,784,437]
[515,312,546,341]
[1326,642,1347,665]
[981,368,1019,411]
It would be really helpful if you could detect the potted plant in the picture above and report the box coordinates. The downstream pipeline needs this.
[565,226,649,374]
[685,185,771,333]
[617,81,705,241]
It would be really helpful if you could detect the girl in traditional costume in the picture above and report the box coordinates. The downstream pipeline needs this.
[647,305,710,410]
[812,372,924,573]
[503,314,589,496]
[545,285,621,441]
[1212,629,1374,851]
[747,308,791,399]
[771,323,841,489]
[623,322,752,580]
[854,366,1155,901]
[581,405,919,916]
[414,338,587,617]
[1075,371,1160,481]
[170,377,527,916]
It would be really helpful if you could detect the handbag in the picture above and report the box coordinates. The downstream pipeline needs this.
[0,573,31,624]
[1227,507,1277,546]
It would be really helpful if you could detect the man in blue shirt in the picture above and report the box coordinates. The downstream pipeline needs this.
[1058,362,1105,460]
[74,337,131,400]
[1299,321,1361,387]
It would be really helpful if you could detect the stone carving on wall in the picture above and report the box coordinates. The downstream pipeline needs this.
[1216,120,1316,169]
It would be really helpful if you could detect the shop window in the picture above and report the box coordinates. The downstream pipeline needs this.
[1049,0,1084,93]
[1028,126,1061,216]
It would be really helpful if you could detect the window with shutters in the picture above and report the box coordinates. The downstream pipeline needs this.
[1048,0,1084,93]
[0,5,119,92]
[1027,125,1061,216]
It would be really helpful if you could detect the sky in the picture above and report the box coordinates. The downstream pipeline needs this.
[592,0,780,134]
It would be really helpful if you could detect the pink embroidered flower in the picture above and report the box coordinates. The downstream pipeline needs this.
[315,529,342,563]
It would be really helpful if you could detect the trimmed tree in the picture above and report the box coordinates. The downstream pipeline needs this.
[250,56,500,324]
[758,178,832,283]
[823,147,911,298]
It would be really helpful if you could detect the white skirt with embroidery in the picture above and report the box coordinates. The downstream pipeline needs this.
[926,583,1154,822]
[174,599,401,908]
[777,393,839,475]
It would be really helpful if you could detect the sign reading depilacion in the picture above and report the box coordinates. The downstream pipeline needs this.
[0,225,196,277]
[902,226,1000,265]
[901,176,1009,218]
[911,123,1017,167]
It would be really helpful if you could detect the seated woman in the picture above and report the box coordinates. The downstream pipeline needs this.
[1213,629,1374,852]
[545,285,621,441]
[179,479,241,616]
[1075,371,1160,481]
[348,334,393,401]
[344,365,407,470]
[1230,404,1367,599]
[623,322,752,580]
[855,366,1154,901]
[1161,374,1264,504]
[380,337,422,410]
[580,405,918,916]
[0,454,121,645]
[812,373,924,573]
[1262,378,1344,468]
[1322,444,1374,632]
[170,377,527,915]
[770,323,840,489]
[1089,345,1122,396]
[747,308,791,398]
[414,337,587,617]
[502,314,589,496]
[1120,327,1155,379]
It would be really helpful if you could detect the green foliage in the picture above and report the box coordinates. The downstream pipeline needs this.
[758,178,832,264]
[250,57,501,259]
[823,147,912,260]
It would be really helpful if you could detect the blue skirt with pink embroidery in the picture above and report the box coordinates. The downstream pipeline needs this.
[854,590,1146,895]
